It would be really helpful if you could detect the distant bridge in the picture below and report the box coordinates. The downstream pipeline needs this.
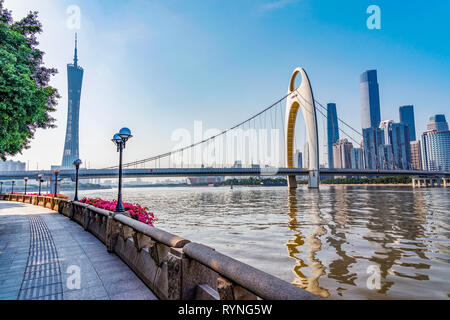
[3,67,449,189]
[1,168,449,181]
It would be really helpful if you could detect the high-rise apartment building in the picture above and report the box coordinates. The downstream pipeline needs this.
[360,70,381,130]
[333,139,353,169]
[61,34,84,168]
[326,103,339,168]
[421,115,450,172]
[410,141,422,170]
[399,105,416,141]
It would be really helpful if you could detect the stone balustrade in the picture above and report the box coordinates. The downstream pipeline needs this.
[0,193,320,300]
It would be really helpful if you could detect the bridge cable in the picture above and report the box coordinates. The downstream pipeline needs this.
[102,91,295,170]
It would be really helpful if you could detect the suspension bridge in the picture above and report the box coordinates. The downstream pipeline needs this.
[1,67,449,188]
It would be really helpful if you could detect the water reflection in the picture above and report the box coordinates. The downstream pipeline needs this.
[285,186,449,299]
[324,187,358,295]
[287,189,329,297]
[75,185,450,299]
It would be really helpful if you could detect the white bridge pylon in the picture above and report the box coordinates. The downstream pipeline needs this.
[285,67,320,189]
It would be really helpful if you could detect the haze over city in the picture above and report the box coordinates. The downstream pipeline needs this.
[4,0,450,170]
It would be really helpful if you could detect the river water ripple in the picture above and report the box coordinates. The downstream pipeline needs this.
[74,185,449,299]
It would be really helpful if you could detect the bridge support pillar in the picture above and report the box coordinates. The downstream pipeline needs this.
[287,175,297,189]
[308,170,319,189]
[436,178,441,187]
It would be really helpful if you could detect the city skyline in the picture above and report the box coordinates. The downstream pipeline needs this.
[3,0,450,170]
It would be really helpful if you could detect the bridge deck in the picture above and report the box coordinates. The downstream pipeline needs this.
[0,201,157,300]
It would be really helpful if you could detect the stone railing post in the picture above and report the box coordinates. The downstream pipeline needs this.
[83,207,90,231]
[106,213,119,253]
[167,248,184,300]
[69,202,75,220]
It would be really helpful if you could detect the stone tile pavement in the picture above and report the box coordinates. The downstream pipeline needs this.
[0,200,158,300]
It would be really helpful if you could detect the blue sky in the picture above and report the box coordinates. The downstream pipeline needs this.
[5,0,450,169]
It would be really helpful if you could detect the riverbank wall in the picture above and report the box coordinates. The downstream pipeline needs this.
[0,193,320,300]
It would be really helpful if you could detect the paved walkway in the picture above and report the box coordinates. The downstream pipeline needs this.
[0,201,158,300]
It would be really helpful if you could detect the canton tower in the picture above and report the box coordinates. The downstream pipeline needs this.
[61,34,84,168]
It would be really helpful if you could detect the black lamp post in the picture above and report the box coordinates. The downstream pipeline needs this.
[11,180,15,194]
[37,174,43,196]
[0,182,3,194]
[73,159,82,201]
[54,169,60,196]
[112,127,133,212]
[24,177,28,195]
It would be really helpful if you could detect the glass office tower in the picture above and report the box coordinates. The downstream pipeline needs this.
[360,70,381,130]
[379,120,412,169]
[399,105,416,142]
[427,114,449,132]
[421,115,450,171]
[362,127,384,169]
[326,103,339,168]
[61,35,84,169]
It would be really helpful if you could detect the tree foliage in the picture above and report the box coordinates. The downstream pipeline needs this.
[0,0,60,160]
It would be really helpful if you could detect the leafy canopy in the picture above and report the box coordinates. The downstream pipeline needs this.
[0,0,60,160]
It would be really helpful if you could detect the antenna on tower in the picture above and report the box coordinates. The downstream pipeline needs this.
[74,33,78,67]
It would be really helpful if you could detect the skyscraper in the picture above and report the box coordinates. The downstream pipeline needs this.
[303,142,309,169]
[421,115,450,172]
[350,148,364,169]
[360,70,381,130]
[332,139,353,169]
[399,105,416,141]
[391,122,412,169]
[295,150,303,168]
[326,103,339,168]
[410,141,422,170]
[362,127,384,169]
[379,120,411,169]
[427,114,449,132]
[61,34,84,169]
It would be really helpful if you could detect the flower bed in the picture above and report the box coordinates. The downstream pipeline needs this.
[80,198,157,226]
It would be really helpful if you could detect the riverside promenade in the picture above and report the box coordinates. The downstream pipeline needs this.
[0,201,157,300]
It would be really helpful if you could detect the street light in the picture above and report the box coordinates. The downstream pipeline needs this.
[112,127,133,212]
[11,180,15,194]
[24,177,28,195]
[54,169,60,196]
[0,182,3,194]
[37,174,43,196]
[73,159,82,201]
